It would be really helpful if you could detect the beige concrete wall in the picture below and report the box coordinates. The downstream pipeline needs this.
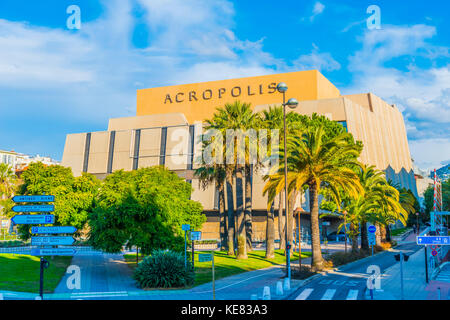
[87,131,109,174]
[112,130,134,172]
[61,133,86,177]
[138,128,161,168]
[108,113,188,131]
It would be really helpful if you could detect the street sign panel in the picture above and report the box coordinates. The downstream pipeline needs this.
[431,250,438,256]
[182,224,190,231]
[190,231,202,241]
[31,236,75,246]
[12,205,55,213]
[416,236,450,245]
[368,225,376,233]
[12,195,55,203]
[368,234,376,246]
[11,215,55,225]
[199,253,212,262]
[31,248,76,256]
[31,226,77,234]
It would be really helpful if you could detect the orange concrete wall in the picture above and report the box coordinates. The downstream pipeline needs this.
[136,70,340,123]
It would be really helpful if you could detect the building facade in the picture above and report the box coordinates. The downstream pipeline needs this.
[61,70,418,241]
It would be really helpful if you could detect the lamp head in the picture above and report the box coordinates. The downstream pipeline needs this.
[277,82,288,93]
[286,98,299,109]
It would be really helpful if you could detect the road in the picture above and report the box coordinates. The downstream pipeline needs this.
[287,242,421,300]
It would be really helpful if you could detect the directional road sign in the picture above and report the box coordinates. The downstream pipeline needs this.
[416,236,450,245]
[31,236,75,246]
[182,224,190,231]
[11,215,55,225]
[31,248,76,256]
[368,225,377,233]
[12,195,55,203]
[199,253,212,262]
[12,205,54,213]
[190,231,202,241]
[31,226,77,234]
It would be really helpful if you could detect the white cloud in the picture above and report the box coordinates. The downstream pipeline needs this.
[310,2,325,21]
[293,44,341,72]
[344,24,450,171]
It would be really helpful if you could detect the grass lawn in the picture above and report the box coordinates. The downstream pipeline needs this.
[124,250,312,287]
[391,227,410,237]
[0,254,73,293]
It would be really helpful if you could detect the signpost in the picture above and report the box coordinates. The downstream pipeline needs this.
[31,236,75,246]
[11,194,77,300]
[190,231,202,269]
[182,224,190,269]
[416,236,450,245]
[31,248,77,256]
[31,226,77,234]
[11,215,55,225]
[368,225,376,256]
[12,195,55,203]
[198,253,215,300]
[12,205,55,213]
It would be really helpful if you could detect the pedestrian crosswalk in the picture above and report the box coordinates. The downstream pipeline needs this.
[295,288,362,300]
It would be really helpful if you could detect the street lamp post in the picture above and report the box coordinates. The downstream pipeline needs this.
[277,82,298,282]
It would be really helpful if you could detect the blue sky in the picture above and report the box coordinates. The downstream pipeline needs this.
[0,0,449,171]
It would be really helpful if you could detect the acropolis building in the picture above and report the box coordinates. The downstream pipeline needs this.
[61,70,418,241]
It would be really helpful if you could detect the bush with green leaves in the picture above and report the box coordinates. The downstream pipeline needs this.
[133,249,194,288]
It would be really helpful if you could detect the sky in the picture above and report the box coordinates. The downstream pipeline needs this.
[0,0,449,172]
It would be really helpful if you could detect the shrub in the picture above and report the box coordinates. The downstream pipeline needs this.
[133,249,195,288]
[326,251,367,267]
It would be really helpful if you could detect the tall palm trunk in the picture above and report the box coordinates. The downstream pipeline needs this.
[350,222,359,253]
[380,224,387,242]
[244,164,253,252]
[265,202,275,259]
[385,224,392,242]
[225,170,235,256]
[375,223,382,246]
[235,165,247,259]
[278,192,285,250]
[287,189,297,257]
[309,182,324,271]
[218,180,227,251]
[360,220,369,251]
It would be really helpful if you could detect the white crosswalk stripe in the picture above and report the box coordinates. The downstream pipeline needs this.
[295,288,314,300]
[346,290,359,300]
[321,289,336,300]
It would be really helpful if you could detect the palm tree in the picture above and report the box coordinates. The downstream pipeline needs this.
[205,101,258,259]
[0,163,17,219]
[265,124,363,271]
[265,202,275,258]
[194,164,227,250]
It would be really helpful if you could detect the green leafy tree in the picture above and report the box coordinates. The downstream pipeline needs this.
[88,167,205,255]
[264,121,363,271]
[14,162,100,240]
[0,163,18,218]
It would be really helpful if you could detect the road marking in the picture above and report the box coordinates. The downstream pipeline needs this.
[346,290,359,300]
[295,288,314,300]
[0,293,3,300]
[321,289,336,300]
[71,293,129,299]
[71,291,127,295]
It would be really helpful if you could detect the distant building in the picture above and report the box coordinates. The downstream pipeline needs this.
[15,154,60,172]
[0,150,19,169]
[61,70,419,241]
[413,160,433,208]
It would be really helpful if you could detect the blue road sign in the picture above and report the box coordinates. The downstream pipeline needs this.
[31,226,77,234]
[416,236,450,245]
[198,253,212,262]
[31,248,76,256]
[11,215,55,225]
[182,224,190,231]
[12,205,54,213]
[31,236,75,246]
[190,231,202,241]
[368,225,377,233]
[431,250,438,256]
[12,195,55,203]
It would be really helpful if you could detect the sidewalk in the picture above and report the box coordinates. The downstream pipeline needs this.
[367,247,447,300]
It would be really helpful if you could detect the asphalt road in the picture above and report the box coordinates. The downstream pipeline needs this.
[286,242,421,300]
